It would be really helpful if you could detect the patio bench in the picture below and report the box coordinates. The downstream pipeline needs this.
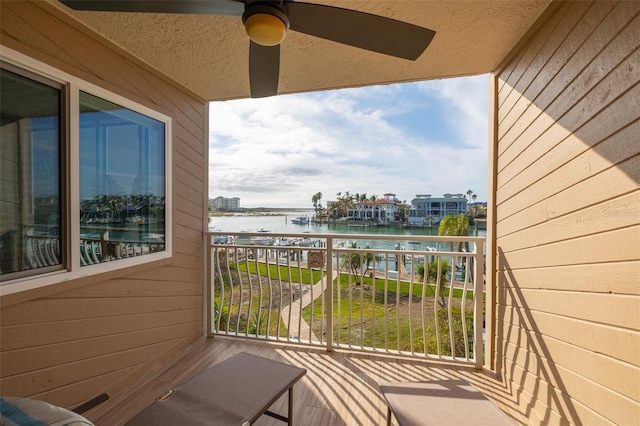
[379,379,515,426]
[126,352,306,425]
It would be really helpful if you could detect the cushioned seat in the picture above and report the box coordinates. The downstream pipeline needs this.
[379,379,515,426]
[127,352,306,426]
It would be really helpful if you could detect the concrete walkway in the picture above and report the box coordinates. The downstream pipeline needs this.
[282,270,338,342]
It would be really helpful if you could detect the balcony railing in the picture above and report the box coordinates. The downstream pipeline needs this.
[207,232,485,367]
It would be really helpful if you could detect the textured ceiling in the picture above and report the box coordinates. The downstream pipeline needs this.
[53,0,551,101]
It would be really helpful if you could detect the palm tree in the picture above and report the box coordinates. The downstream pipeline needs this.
[438,213,470,253]
[438,213,473,282]
[416,258,450,307]
[311,192,323,217]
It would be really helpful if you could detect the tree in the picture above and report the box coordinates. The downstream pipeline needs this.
[311,192,323,217]
[397,204,409,224]
[341,251,362,275]
[438,213,474,282]
[329,191,356,219]
[416,258,450,307]
[426,306,474,357]
[438,213,470,253]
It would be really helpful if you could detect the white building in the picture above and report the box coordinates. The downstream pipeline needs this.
[210,196,240,212]
[347,193,402,223]
[408,194,468,225]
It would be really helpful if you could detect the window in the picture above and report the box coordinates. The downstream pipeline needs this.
[0,66,64,279]
[0,56,171,290]
[79,92,166,266]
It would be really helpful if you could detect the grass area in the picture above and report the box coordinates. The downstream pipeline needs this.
[213,261,324,339]
[213,260,477,355]
[233,260,324,285]
[337,273,474,299]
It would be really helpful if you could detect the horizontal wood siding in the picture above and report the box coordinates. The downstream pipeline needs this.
[492,1,640,425]
[0,0,206,413]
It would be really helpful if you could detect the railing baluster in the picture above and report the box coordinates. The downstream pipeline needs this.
[336,252,342,347]
[435,255,442,357]
[371,254,377,350]
[383,253,389,352]
[421,254,428,356]
[474,241,485,369]
[276,249,285,341]
[461,255,470,360]
[395,266,401,352]
[360,252,365,348]
[266,249,273,340]
[408,254,414,355]
[255,253,263,337]
[448,255,456,360]
[325,236,333,351]
[225,248,235,334]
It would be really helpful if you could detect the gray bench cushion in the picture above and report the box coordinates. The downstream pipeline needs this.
[379,379,515,426]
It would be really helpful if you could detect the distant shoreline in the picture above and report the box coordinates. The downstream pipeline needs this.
[210,209,311,217]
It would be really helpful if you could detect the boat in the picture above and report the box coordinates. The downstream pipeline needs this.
[233,233,251,245]
[290,216,309,224]
[274,237,291,246]
[212,236,229,244]
[296,238,318,247]
[251,236,273,246]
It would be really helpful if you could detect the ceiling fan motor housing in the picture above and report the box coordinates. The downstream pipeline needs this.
[242,2,290,46]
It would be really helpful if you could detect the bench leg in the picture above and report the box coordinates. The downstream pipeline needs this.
[288,387,293,426]
[387,406,392,426]
[264,386,294,425]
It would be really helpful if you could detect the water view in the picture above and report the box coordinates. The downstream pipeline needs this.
[209,211,486,239]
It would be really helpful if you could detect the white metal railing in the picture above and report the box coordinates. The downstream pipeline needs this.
[207,231,485,367]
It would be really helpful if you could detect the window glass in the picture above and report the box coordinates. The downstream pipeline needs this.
[79,92,165,265]
[0,68,63,278]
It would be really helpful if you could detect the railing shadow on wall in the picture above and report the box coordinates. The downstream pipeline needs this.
[496,247,580,424]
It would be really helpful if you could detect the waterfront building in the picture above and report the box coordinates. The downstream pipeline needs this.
[210,196,240,212]
[408,194,468,225]
[347,193,402,223]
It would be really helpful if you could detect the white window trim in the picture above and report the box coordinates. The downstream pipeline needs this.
[1,47,172,296]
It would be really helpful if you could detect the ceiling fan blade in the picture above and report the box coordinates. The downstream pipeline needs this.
[286,2,435,60]
[59,0,244,16]
[249,41,280,98]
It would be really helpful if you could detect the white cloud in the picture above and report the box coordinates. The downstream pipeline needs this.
[209,75,489,208]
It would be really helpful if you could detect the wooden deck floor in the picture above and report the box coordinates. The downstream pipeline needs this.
[88,336,500,426]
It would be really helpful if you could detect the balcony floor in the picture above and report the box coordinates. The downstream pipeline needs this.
[91,336,506,425]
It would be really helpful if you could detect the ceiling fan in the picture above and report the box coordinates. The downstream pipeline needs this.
[60,1,436,98]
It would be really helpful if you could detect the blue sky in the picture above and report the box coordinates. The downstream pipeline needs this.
[209,74,489,208]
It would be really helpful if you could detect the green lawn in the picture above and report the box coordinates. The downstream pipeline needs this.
[213,261,477,356]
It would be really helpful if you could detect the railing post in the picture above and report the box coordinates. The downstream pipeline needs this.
[326,236,333,352]
[474,239,484,369]
[205,233,213,337]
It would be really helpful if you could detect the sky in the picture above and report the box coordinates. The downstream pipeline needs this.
[208,74,489,209]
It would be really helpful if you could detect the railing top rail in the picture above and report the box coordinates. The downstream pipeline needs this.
[206,230,484,243]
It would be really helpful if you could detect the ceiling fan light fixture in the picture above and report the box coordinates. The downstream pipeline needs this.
[242,4,290,47]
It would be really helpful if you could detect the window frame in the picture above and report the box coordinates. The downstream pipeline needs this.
[0,61,67,280]
[1,47,172,296]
